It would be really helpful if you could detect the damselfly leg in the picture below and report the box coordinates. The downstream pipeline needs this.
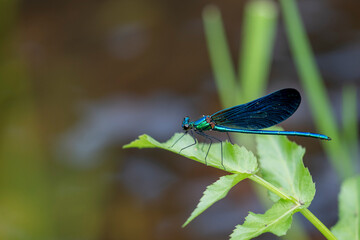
[195,131,225,170]
[226,132,233,144]
[178,130,197,154]
[170,130,198,154]
[169,132,187,148]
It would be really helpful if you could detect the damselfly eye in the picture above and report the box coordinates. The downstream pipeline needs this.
[182,116,191,130]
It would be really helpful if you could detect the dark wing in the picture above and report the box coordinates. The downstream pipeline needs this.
[211,88,301,130]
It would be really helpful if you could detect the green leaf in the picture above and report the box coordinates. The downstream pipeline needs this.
[256,134,315,206]
[124,133,258,173]
[238,0,277,103]
[342,86,358,162]
[230,199,300,240]
[279,0,353,180]
[203,5,237,108]
[331,176,360,240]
[183,173,248,227]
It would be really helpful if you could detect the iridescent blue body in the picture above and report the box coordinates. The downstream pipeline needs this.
[175,88,331,169]
[181,88,331,140]
[182,115,330,140]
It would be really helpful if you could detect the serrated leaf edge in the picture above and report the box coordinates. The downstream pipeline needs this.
[183,173,249,227]
[230,201,300,240]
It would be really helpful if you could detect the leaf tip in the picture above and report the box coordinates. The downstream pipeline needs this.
[122,144,131,149]
[182,221,189,228]
[122,134,151,149]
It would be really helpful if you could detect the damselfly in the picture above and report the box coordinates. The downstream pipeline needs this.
[171,88,331,169]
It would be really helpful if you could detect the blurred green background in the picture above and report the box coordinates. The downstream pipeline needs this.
[0,0,359,239]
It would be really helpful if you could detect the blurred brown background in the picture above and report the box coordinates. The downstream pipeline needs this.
[0,0,359,239]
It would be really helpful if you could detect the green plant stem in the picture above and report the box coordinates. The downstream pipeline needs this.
[279,0,353,179]
[342,86,358,165]
[249,174,337,240]
[249,174,293,201]
[203,5,237,108]
[299,209,337,240]
[238,0,277,103]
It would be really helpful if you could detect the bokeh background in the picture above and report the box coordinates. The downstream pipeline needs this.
[0,0,359,239]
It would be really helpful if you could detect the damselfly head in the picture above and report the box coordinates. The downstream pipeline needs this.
[182,116,191,130]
